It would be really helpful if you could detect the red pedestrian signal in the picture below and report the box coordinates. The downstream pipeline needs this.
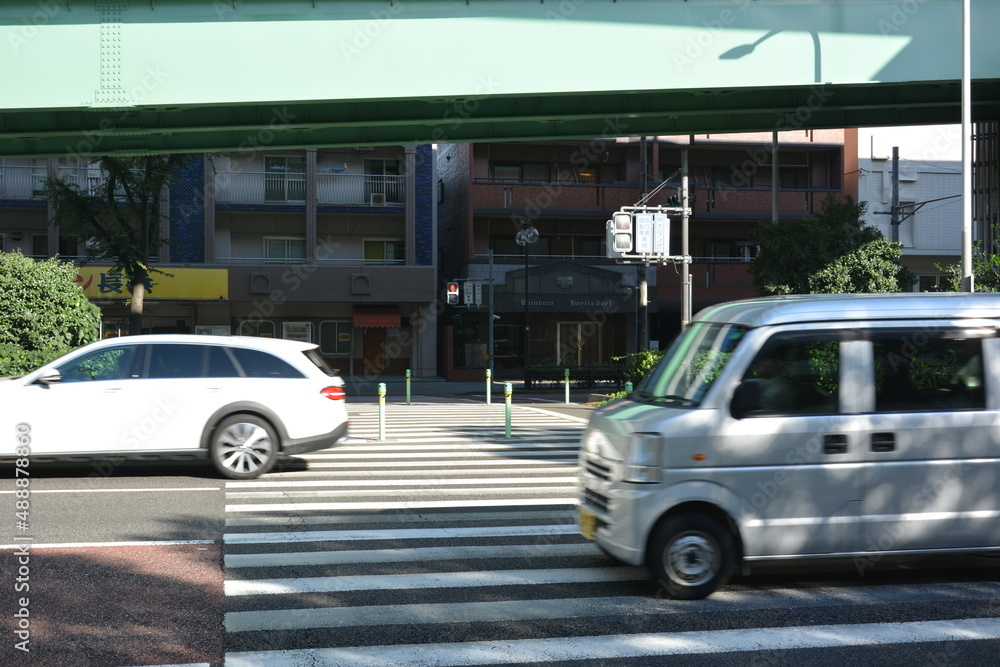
[446,282,460,304]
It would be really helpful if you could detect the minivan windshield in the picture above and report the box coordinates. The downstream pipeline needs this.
[635,322,747,406]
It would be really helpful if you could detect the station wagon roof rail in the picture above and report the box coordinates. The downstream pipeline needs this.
[695,293,1000,329]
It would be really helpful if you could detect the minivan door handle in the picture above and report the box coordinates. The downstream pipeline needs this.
[871,432,895,452]
[823,434,848,454]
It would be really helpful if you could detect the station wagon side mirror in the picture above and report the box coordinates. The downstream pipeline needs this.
[33,371,63,388]
[730,379,763,419]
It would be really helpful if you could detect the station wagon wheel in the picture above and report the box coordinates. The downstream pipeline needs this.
[210,415,278,480]
[648,512,735,600]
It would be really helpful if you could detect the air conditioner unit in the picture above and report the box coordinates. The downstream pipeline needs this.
[370,192,387,206]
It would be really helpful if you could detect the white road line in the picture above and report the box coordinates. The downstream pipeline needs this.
[0,540,216,549]
[224,523,578,545]
[271,460,576,469]
[225,617,1000,665]
[323,443,577,453]
[298,451,576,460]
[225,486,576,500]
[226,476,577,488]
[226,497,579,512]
[0,487,220,494]
[224,543,594,568]
[224,582,1000,633]
[225,508,576,527]
[225,566,644,596]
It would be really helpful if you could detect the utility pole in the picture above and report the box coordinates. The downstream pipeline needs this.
[638,137,649,351]
[891,147,900,243]
[682,149,692,328]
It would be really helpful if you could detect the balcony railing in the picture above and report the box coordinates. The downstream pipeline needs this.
[0,166,47,199]
[213,256,406,266]
[214,171,406,206]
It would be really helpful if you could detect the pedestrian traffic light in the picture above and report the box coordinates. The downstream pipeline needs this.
[446,282,460,304]
[608,211,633,256]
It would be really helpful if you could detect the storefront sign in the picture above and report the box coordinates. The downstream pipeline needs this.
[75,268,229,299]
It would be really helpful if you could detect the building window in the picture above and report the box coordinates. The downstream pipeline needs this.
[916,274,948,292]
[492,163,549,183]
[364,239,404,265]
[780,168,803,190]
[493,164,521,182]
[576,164,619,184]
[238,320,275,338]
[31,234,47,258]
[264,155,306,202]
[59,235,81,259]
[264,236,306,264]
[320,320,352,355]
[364,158,401,203]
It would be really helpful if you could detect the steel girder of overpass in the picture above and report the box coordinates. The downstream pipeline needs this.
[1,0,999,157]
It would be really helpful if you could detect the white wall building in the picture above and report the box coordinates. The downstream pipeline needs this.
[850,125,963,291]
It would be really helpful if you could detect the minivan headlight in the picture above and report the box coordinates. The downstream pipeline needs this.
[583,429,612,456]
[624,433,661,484]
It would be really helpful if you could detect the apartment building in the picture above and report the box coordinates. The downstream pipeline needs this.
[845,125,963,291]
[437,131,846,379]
[0,145,438,377]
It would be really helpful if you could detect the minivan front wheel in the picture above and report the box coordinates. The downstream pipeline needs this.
[648,512,734,600]
[210,415,278,480]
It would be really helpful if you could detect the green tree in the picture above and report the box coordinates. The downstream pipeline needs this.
[937,229,1000,292]
[748,194,914,295]
[0,250,100,376]
[44,155,185,334]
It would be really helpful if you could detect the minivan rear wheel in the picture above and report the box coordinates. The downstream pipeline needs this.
[648,512,734,600]
[210,415,278,480]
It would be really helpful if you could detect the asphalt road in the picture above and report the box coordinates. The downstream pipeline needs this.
[2,398,1000,667]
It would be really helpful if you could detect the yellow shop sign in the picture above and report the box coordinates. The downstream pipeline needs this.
[75,267,229,300]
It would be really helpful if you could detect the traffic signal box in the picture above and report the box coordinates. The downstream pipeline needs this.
[606,208,672,262]
[446,281,460,304]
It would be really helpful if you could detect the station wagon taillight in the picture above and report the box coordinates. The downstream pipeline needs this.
[321,386,346,401]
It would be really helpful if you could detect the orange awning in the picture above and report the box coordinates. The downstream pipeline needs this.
[352,305,401,328]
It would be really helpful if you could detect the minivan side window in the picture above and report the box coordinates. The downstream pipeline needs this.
[740,332,840,416]
[871,330,987,412]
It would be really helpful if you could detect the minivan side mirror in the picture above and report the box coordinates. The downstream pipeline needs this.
[730,379,763,419]
[33,371,63,388]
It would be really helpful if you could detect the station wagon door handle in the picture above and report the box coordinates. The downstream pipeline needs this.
[871,433,895,452]
[823,434,848,454]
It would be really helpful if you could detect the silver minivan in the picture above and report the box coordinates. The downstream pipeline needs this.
[579,293,1000,599]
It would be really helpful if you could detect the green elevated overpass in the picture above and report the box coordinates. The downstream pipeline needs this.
[1,0,999,156]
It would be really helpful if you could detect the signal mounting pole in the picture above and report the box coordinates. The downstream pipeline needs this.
[681,149,692,329]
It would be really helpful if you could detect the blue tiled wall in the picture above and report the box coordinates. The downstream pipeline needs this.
[414,144,434,266]
[168,156,206,263]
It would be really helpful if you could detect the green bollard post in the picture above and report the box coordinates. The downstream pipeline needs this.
[405,369,411,405]
[486,368,492,405]
[504,382,512,439]
[378,382,386,440]
[564,368,570,404]
[625,381,633,392]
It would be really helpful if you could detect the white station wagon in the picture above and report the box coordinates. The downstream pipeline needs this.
[0,334,349,479]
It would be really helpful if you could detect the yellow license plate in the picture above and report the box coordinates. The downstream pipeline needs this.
[579,507,596,541]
